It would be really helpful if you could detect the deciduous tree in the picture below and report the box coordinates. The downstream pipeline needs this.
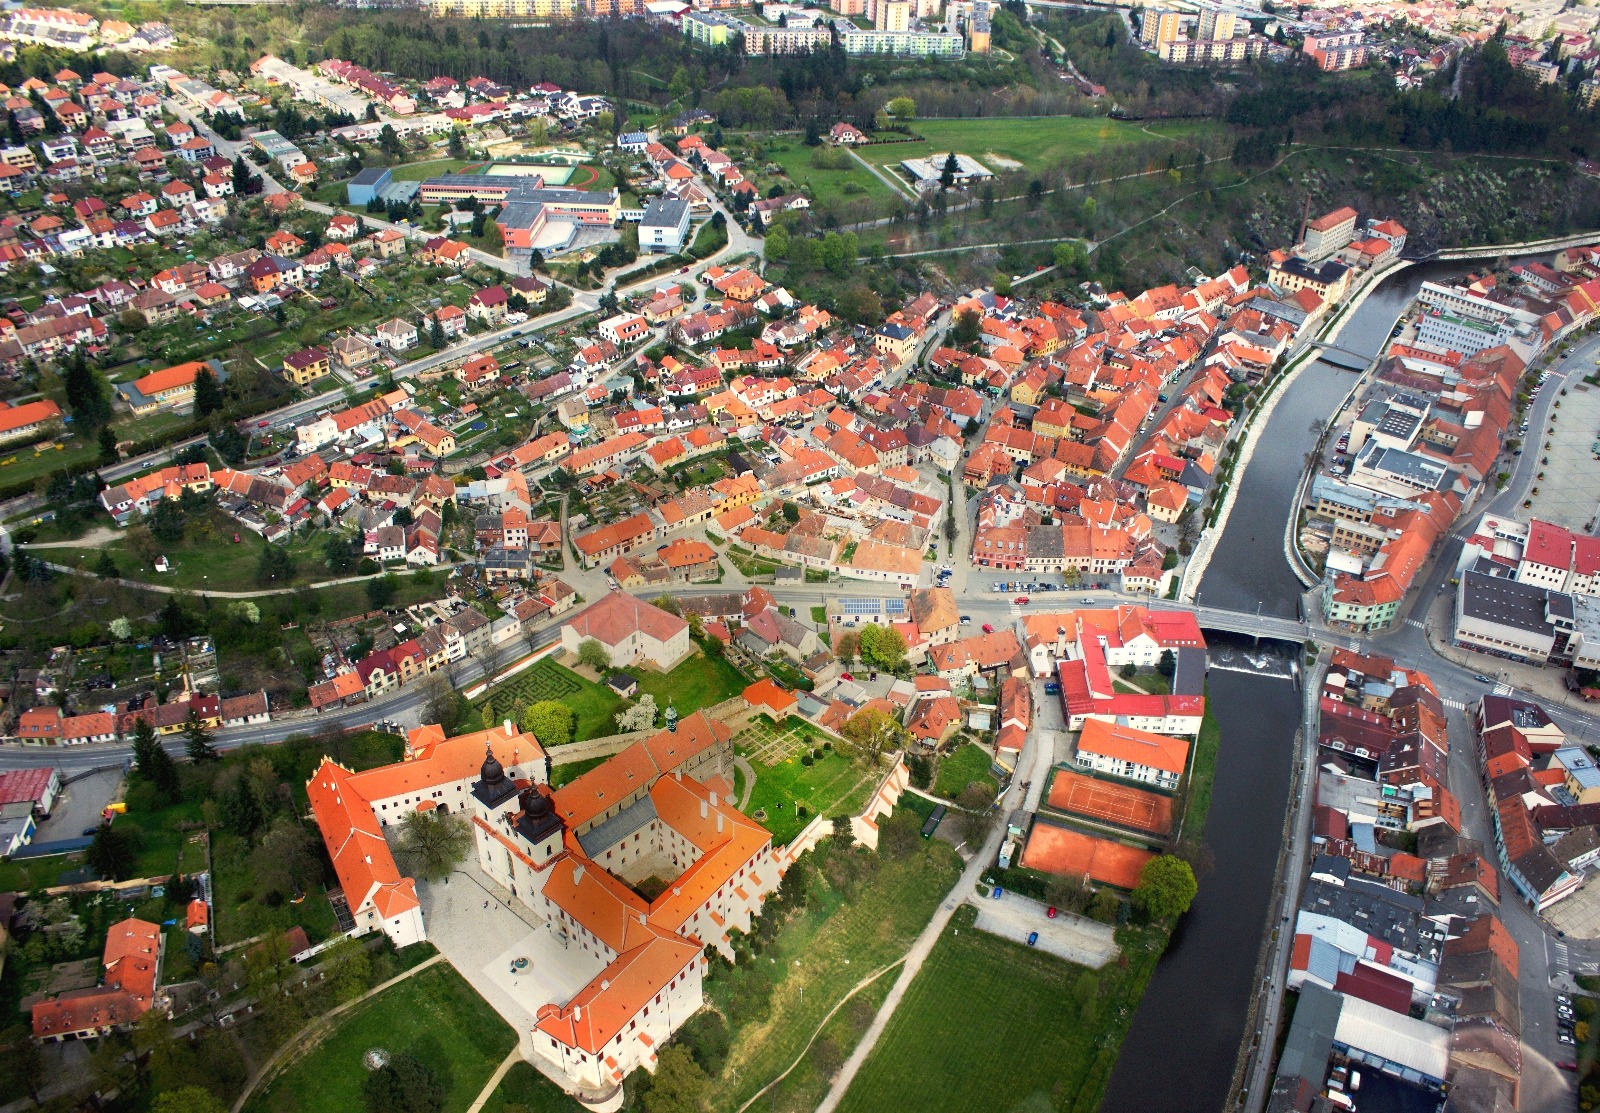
[1132,853,1198,922]
[394,809,472,884]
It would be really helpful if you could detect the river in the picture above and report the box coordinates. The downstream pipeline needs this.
[1099,255,1544,1112]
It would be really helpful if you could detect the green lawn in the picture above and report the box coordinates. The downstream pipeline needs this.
[933,744,998,801]
[765,142,896,206]
[389,158,483,182]
[550,755,607,788]
[245,963,514,1113]
[631,650,747,720]
[477,656,623,742]
[479,1061,582,1113]
[739,723,877,845]
[836,904,1153,1113]
[706,829,963,1110]
[33,509,335,593]
[859,117,1215,177]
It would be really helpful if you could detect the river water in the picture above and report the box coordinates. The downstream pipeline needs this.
[1098,256,1539,1112]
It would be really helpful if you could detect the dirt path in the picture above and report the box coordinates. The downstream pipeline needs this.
[735,754,756,810]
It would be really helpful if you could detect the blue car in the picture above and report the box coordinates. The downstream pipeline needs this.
[1027,931,1039,946]
[1044,681,1061,695]
[991,886,1003,899]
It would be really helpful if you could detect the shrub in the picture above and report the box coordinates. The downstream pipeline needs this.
[801,754,814,767]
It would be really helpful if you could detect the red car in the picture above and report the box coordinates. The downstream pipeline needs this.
[840,672,853,681]
[1046,906,1058,918]
[1014,596,1030,605]
[1558,1061,1578,1072]
[982,623,994,634]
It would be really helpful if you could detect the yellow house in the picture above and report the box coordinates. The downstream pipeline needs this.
[282,346,332,386]
[873,323,918,366]
[711,472,761,509]
[1010,366,1048,407]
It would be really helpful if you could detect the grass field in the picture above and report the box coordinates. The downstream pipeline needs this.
[859,117,1212,178]
[478,1061,581,1113]
[245,963,514,1113]
[763,141,896,206]
[737,718,876,844]
[707,831,963,1111]
[389,158,483,181]
[836,904,1151,1113]
[550,755,607,788]
[632,650,746,719]
[933,744,998,800]
[477,656,623,742]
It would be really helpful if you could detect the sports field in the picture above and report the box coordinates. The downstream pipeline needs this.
[859,117,1210,176]
[1046,768,1173,836]
[1020,821,1154,890]
[483,161,575,184]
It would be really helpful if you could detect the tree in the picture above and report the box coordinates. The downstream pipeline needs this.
[842,706,908,764]
[149,499,187,545]
[781,501,800,524]
[88,823,137,880]
[99,423,120,464]
[95,549,121,579]
[362,1053,445,1113]
[577,638,611,673]
[520,700,575,746]
[192,368,224,419]
[939,151,958,192]
[366,573,398,608]
[1053,240,1089,278]
[642,1045,709,1113]
[63,354,111,428]
[0,1024,46,1104]
[907,753,933,789]
[153,1086,228,1113]
[615,694,657,732]
[256,544,296,586]
[1132,854,1198,922]
[393,809,472,884]
[324,534,357,573]
[834,629,861,664]
[951,307,981,347]
[858,624,907,671]
[956,783,995,846]
[1157,650,1176,678]
[184,708,218,763]
[133,718,180,800]
[885,96,915,121]
[423,674,469,736]
[252,816,321,900]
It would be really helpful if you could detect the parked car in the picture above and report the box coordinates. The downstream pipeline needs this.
[1046,906,1059,919]
[1026,931,1039,946]
[991,886,1003,899]
[1043,681,1061,695]
[982,623,995,633]
[960,615,972,625]
[1559,1032,1576,1045]
[840,672,853,682]
[1558,1061,1579,1072]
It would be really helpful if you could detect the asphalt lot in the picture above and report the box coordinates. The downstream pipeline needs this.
[969,889,1117,969]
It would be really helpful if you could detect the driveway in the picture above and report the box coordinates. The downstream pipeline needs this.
[35,768,124,841]
[968,889,1116,969]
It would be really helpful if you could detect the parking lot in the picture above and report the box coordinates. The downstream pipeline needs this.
[1520,370,1600,533]
[968,889,1118,969]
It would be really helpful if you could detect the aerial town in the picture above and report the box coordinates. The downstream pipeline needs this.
[1,0,1600,1112]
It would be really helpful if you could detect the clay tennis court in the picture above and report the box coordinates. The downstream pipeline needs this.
[1046,770,1173,836]
[1020,823,1155,890]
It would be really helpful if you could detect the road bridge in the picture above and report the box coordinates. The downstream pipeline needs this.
[1307,341,1371,371]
